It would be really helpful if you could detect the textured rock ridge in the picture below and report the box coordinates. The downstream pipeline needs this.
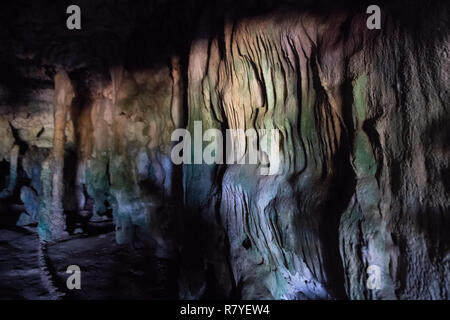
[181,1,449,299]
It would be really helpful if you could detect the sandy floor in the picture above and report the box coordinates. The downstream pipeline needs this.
[0,222,177,300]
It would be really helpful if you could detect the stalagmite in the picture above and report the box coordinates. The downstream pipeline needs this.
[47,69,75,239]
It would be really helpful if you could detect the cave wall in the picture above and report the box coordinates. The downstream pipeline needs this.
[180,1,449,300]
[0,0,448,299]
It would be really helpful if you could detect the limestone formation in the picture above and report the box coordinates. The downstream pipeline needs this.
[0,0,448,300]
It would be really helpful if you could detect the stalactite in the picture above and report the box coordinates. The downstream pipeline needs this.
[170,56,184,129]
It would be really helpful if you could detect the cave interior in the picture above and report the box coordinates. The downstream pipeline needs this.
[0,0,448,300]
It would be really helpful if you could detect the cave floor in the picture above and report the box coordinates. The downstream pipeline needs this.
[0,221,177,300]
[0,226,51,299]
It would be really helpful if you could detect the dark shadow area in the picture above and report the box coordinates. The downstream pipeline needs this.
[0,160,9,190]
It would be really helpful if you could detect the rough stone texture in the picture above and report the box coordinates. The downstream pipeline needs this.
[181,0,449,299]
[0,0,448,300]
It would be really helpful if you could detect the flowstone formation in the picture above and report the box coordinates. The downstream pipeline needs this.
[0,0,448,300]
[180,1,449,300]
